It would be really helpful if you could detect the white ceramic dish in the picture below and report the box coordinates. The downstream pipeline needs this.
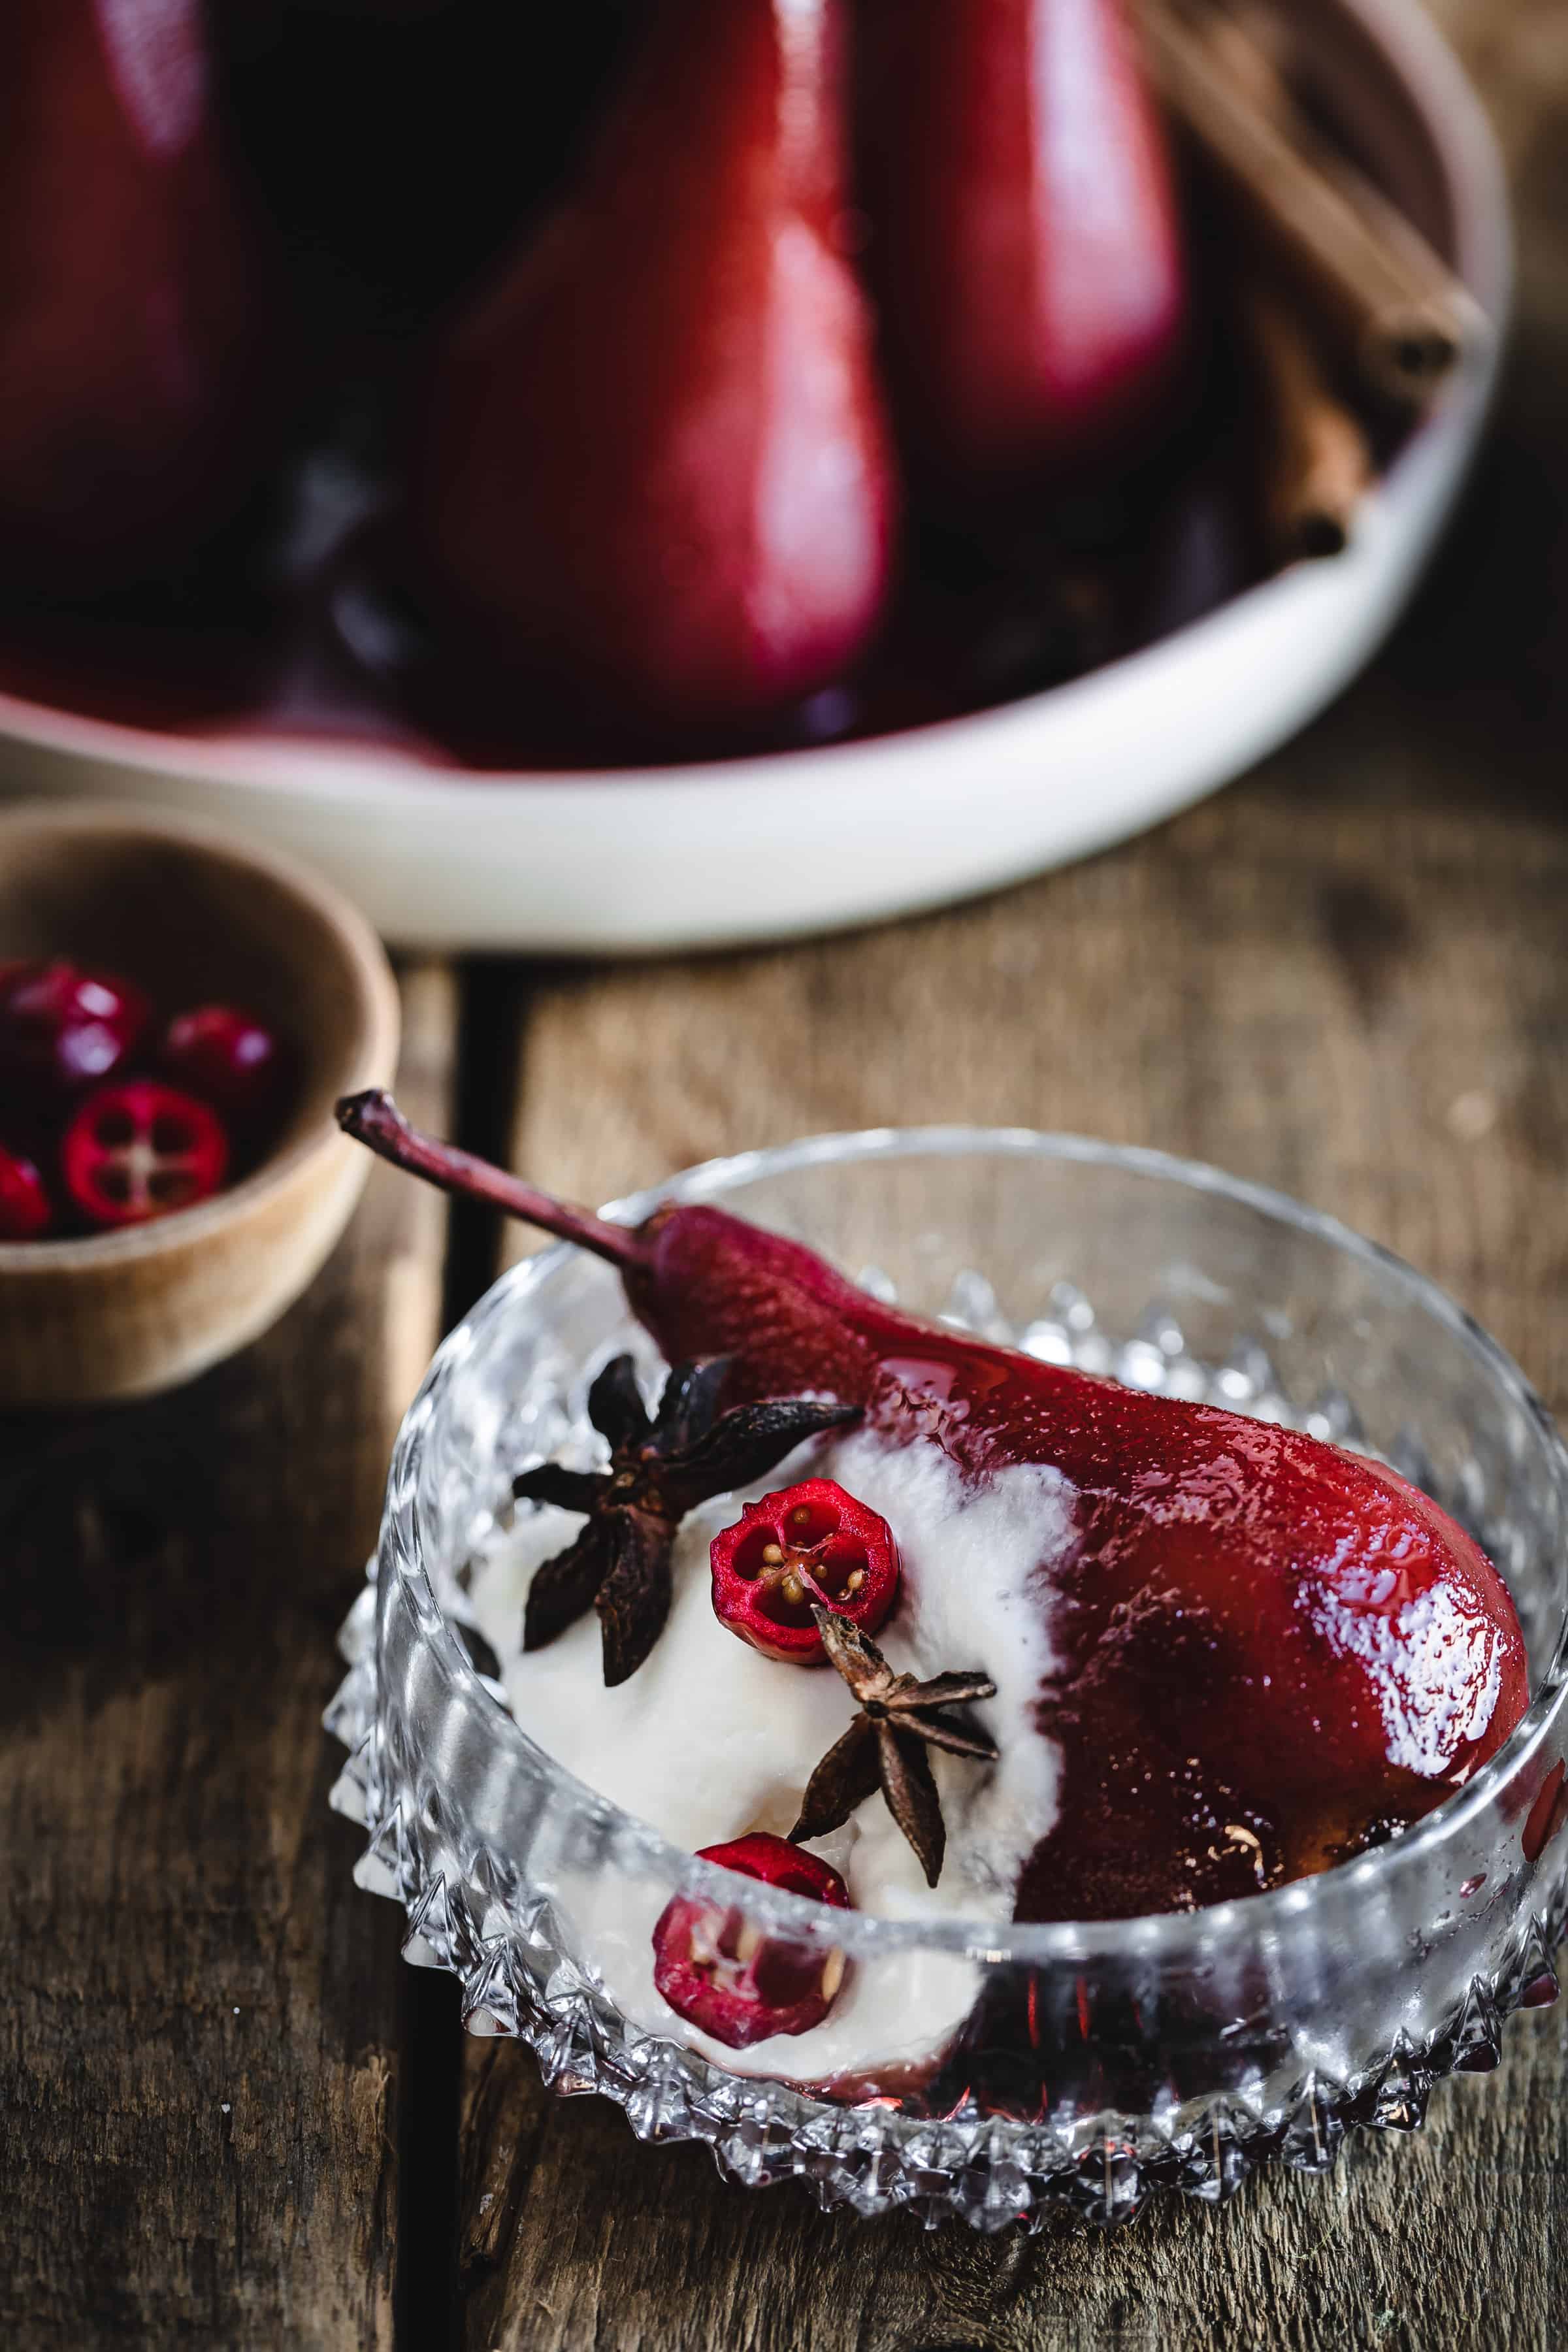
[0,0,1508,955]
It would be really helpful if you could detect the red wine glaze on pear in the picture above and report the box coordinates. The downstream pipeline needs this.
[0,0,293,595]
[408,0,899,733]
[859,0,1190,498]
[340,1093,1529,1924]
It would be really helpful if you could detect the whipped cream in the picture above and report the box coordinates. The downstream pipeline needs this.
[469,1416,1077,2083]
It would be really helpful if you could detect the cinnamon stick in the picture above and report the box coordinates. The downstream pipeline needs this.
[1206,1,1482,380]
[1239,280,1373,561]
[1137,0,1488,402]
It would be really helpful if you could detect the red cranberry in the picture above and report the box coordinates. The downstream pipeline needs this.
[651,1833,851,2049]
[61,1082,230,1230]
[0,960,150,1100]
[161,1003,289,1127]
[710,1479,899,1664]
[0,1143,52,1241]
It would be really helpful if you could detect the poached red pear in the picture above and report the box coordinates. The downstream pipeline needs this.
[858,0,1189,497]
[407,0,899,732]
[0,0,291,596]
[338,1092,1528,1923]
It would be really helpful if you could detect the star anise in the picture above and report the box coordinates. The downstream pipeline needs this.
[512,1354,860,1687]
[789,1608,999,1887]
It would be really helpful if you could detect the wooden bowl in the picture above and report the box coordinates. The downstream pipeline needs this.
[0,803,399,1406]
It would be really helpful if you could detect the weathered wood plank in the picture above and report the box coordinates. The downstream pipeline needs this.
[0,958,457,2351]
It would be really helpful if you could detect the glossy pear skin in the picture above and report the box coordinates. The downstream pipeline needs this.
[627,1201,1527,1918]
[0,0,287,594]
[859,0,1188,491]
[410,0,899,728]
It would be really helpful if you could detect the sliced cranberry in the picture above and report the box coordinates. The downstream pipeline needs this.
[61,1081,230,1230]
[0,1143,52,1241]
[710,1478,899,1664]
[161,1004,290,1128]
[0,960,150,1100]
[651,1834,851,2050]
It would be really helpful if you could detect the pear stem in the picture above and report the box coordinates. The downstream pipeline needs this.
[335,1090,648,1271]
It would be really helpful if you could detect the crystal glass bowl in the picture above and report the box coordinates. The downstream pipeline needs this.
[328,1130,1568,2227]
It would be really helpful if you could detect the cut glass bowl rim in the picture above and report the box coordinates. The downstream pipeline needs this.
[387,1122,1568,1965]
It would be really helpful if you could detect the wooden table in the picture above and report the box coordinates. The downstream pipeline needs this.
[5,7,1565,2344]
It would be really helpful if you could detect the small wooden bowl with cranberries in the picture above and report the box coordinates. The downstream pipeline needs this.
[0,802,399,1406]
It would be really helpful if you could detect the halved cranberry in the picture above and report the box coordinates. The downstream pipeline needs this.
[651,1834,851,2050]
[161,1004,289,1128]
[61,1082,230,1229]
[710,1478,899,1663]
[0,960,150,1100]
[0,1143,52,1241]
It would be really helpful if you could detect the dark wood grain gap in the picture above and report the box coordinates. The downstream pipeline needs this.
[395,958,531,2352]
[395,1969,464,2352]
[441,958,543,1337]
